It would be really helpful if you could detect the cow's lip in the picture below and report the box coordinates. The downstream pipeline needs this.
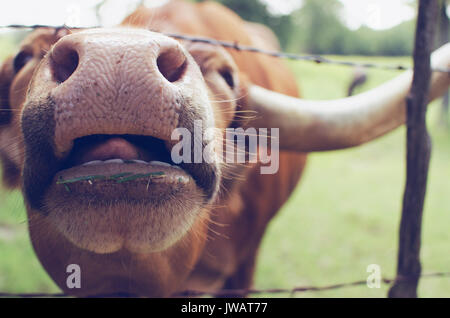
[51,134,217,199]
[53,161,194,202]
[44,158,206,254]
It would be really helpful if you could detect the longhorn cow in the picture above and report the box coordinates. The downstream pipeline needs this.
[0,0,449,296]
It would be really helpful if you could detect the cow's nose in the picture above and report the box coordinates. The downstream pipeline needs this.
[49,30,187,85]
[26,28,206,156]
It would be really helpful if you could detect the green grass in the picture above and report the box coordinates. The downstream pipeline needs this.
[0,36,17,61]
[0,55,449,297]
[254,57,450,297]
[0,191,60,293]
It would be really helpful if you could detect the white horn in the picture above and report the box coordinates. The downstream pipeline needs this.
[248,44,450,152]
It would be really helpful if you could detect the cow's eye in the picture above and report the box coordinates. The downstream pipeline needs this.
[13,50,33,73]
[219,69,235,89]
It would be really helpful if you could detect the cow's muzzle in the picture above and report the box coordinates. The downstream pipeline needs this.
[20,28,219,254]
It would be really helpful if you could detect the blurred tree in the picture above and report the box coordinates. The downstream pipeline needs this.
[290,0,350,54]
[290,0,414,56]
[194,0,294,49]
[95,0,108,25]
[173,0,418,56]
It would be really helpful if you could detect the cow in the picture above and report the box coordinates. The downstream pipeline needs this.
[347,66,368,96]
[0,0,449,297]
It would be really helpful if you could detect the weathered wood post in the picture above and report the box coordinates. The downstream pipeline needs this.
[388,0,438,298]
[438,0,449,127]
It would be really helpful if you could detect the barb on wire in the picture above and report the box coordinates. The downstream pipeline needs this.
[1,24,449,73]
[0,272,448,298]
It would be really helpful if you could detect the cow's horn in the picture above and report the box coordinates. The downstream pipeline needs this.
[247,44,450,152]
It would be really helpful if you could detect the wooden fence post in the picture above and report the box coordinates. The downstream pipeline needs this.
[438,0,449,127]
[388,0,438,298]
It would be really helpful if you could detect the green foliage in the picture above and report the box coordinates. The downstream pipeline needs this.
[195,0,418,56]
[349,21,415,56]
[291,0,348,54]
[213,0,293,48]
[289,0,415,56]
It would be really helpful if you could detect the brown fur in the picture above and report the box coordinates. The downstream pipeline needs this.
[0,0,306,296]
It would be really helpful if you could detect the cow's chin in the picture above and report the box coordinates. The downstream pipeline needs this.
[40,162,206,254]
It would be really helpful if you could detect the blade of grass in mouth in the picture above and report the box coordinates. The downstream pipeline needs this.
[56,172,166,185]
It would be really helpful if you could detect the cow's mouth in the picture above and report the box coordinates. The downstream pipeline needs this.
[65,134,177,169]
[52,134,217,200]
[33,133,218,254]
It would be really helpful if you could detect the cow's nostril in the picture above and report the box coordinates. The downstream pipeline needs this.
[157,50,187,83]
[51,47,79,83]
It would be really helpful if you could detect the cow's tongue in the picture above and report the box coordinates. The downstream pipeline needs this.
[77,137,140,164]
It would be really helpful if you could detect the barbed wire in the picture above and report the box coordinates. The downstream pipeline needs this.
[1,24,450,73]
[0,272,448,298]
[164,33,450,73]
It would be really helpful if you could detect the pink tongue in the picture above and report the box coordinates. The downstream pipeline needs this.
[80,138,140,163]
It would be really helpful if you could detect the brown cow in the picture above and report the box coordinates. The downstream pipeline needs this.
[0,0,449,297]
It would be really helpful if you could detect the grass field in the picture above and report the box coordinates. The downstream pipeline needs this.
[0,49,449,297]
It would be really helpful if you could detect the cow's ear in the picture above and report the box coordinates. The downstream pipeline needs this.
[0,56,14,125]
[0,56,21,189]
